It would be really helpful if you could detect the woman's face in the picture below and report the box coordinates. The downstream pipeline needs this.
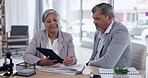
[44,13,59,33]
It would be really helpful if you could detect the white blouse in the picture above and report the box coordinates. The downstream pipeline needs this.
[47,38,59,55]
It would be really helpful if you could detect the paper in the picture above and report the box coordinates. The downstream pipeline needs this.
[100,74,143,78]
[99,67,143,78]
[99,67,140,75]
[36,64,85,75]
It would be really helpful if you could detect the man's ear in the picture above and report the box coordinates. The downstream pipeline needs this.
[107,13,113,22]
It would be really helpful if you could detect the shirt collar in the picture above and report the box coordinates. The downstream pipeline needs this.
[98,20,114,38]
[104,20,114,34]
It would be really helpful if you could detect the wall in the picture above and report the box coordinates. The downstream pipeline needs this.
[5,0,28,32]
[5,0,35,39]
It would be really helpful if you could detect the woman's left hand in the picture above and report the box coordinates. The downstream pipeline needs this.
[63,56,74,66]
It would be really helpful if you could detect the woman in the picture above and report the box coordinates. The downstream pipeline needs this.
[23,9,77,66]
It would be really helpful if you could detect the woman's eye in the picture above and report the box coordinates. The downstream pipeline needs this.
[46,21,50,23]
[54,19,58,22]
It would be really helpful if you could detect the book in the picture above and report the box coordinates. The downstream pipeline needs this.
[36,47,64,63]
[36,64,85,75]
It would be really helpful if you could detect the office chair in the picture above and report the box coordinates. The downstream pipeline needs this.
[131,41,147,78]
[3,25,29,56]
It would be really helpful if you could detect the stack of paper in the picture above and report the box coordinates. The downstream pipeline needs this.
[99,67,139,75]
[36,64,85,75]
[99,67,143,78]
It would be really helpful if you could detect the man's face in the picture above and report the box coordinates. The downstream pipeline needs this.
[92,11,110,32]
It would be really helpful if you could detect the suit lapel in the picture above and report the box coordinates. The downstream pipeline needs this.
[95,32,107,58]
[100,21,115,56]
[102,21,115,47]
[58,31,64,56]
[41,39,48,48]
[94,32,100,53]
[40,31,49,48]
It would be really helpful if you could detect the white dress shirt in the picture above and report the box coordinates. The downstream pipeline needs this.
[47,38,59,55]
[95,21,114,59]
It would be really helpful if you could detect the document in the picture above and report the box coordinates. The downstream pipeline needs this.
[99,67,140,75]
[100,74,143,78]
[36,64,85,75]
[99,67,143,78]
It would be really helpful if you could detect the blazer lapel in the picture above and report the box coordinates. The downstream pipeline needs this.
[100,22,115,56]
[41,39,48,48]
[40,31,49,48]
[100,31,110,57]
[58,31,64,56]
[94,32,100,53]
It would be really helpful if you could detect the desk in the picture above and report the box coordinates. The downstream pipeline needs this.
[11,70,91,78]
[0,59,144,78]
[1,38,30,48]
[1,68,144,78]
[0,59,99,78]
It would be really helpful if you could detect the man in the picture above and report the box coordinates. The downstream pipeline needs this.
[86,3,131,68]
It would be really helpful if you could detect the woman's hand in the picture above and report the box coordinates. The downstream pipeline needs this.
[63,56,74,66]
[38,56,57,66]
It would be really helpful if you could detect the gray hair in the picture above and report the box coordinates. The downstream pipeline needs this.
[92,3,114,17]
[42,9,60,22]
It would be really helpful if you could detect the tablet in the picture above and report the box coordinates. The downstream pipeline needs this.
[36,47,64,63]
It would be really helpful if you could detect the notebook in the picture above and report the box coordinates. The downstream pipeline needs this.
[36,47,64,63]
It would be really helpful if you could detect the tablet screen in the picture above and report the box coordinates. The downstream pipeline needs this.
[36,47,64,63]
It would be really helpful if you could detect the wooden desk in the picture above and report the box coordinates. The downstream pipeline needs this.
[3,68,144,78]
[0,66,96,78]
[11,71,90,78]
[0,59,99,78]
[0,59,144,78]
